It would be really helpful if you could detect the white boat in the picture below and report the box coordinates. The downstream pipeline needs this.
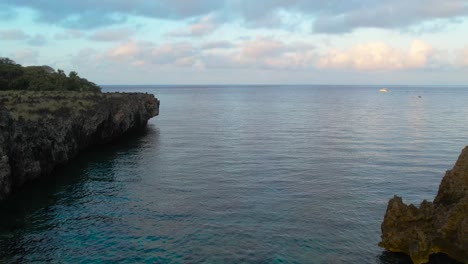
[379,88,389,93]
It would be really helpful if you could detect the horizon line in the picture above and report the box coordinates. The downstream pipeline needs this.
[99,84,468,87]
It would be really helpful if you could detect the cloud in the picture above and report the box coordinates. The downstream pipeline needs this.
[241,37,286,58]
[0,4,16,20]
[242,10,285,29]
[238,37,316,69]
[463,47,468,66]
[189,15,218,36]
[0,29,28,40]
[0,29,48,46]
[312,1,468,33]
[2,0,224,28]
[3,0,467,31]
[318,40,433,70]
[100,36,317,71]
[70,48,103,69]
[229,0,468,33]
[201,37,316,70]
[202,41,234,50]
[104,40,197,68]
[54,29,84,40]
[89,28,134,41]
[0,29,47,46]
[149,42,195,65]
[14,49,39,65]
[168,15,219,37]
[107,41,140,59]
[27,34,47,46]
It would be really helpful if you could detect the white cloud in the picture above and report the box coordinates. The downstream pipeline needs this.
[263,51,315,70]
[318,40,433,70]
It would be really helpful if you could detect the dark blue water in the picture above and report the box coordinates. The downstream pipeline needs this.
[1,85,467,263]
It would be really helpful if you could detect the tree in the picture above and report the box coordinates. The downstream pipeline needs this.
[0,57,17,65]
[67,71,80,91]
[0,58,101,92]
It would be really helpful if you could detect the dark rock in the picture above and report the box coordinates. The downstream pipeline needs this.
[380,147,468,264]
[0,92,159,201]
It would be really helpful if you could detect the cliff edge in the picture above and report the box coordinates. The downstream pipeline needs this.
[0,91,159,201]
[380,147,468,263]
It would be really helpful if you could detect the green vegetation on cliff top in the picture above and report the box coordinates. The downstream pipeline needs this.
[0,57,101,92]
[0,91,135,122]
[0,91,101,121]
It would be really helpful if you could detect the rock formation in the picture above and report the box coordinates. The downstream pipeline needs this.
[380,147,468,263]
[0,92,159,201]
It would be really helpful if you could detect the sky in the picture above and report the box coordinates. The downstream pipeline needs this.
[1,0,468,85]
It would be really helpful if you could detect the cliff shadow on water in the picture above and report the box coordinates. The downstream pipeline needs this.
[0,125,160,262]
[378,251,463,264]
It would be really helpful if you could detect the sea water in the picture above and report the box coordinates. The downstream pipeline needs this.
[1,85,467,263]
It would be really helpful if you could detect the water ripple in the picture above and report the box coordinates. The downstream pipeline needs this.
[1,85,467,263]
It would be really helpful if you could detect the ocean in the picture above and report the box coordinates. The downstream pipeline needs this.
[1,85,467,263]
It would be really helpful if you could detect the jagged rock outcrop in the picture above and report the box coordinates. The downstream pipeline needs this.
[380,147,468,264]
[0,92,159,201]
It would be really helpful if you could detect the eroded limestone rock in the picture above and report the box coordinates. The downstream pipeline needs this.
[380,147,468,263]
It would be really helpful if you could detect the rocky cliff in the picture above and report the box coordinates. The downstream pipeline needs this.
[380,147,468,263]
[0,91,159,201]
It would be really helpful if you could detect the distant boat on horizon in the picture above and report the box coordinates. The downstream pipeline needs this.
[379,88,389,93]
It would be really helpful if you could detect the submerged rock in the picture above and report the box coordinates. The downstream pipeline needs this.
[380,147,468,263]
[0,91,159,201]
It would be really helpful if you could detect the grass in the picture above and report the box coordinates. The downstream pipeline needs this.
[0,91,103,121]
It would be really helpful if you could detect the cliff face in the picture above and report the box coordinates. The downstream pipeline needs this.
[380,147,468,264]
[0,92,159,201]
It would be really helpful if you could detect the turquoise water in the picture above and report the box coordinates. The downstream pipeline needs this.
[1,85,467,263]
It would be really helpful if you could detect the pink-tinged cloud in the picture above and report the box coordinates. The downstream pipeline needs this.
[241,37,286,58]
[463,47,468,66]
[200,37,316,70]
[14,49,39,65]
[108,41,139,58]
[168,15,219,37]
[0,29,28,40]
[104,40,196,67]
[150,42,195,65]
[191,16,218,36]
[174,57,195,67]
[318,40,433,70]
